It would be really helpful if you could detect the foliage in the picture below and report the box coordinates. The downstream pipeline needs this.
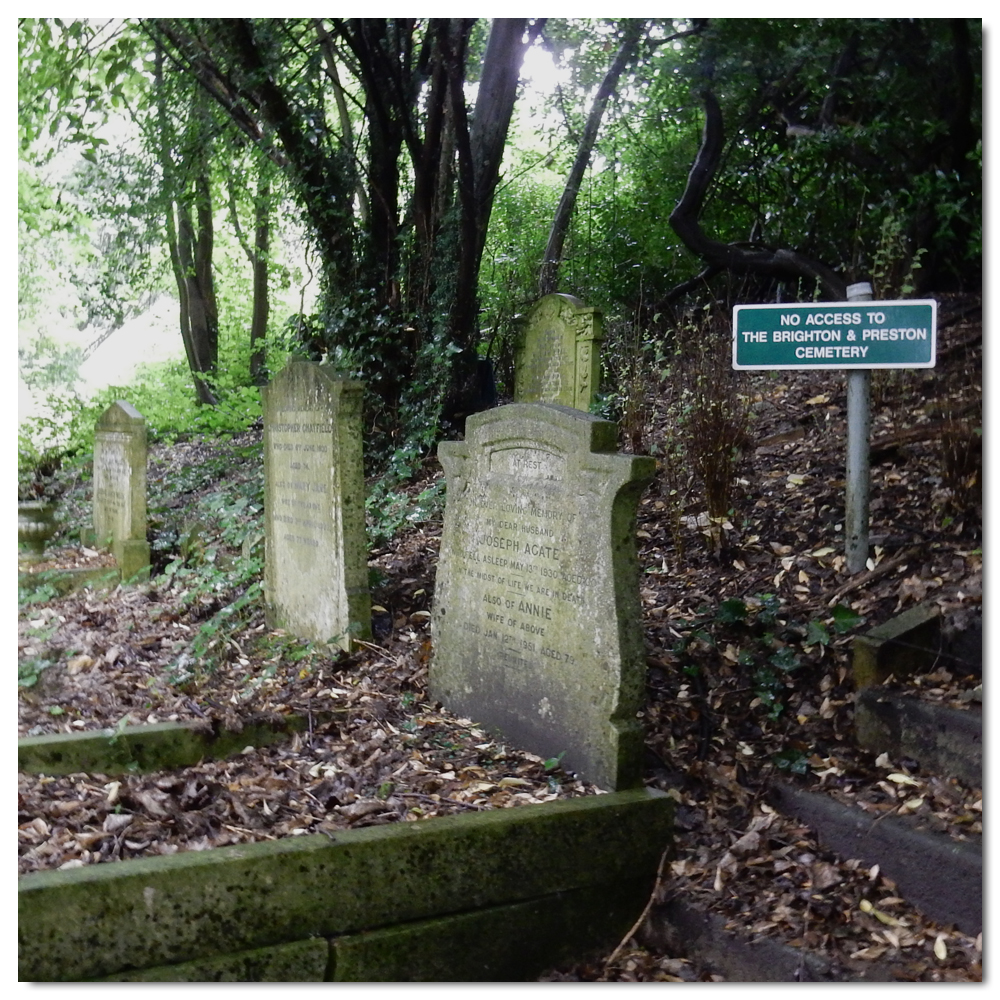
[500,18,980,318]
[366,476,446,552]
[671,594,865,725]
[659,312,751,554]
[161,555,263,684]
[18,656,56,689]
[18,17,981,481]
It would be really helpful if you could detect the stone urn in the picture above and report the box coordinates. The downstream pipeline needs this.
[18,500,58,560]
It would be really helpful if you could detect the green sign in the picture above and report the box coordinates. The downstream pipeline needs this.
[732,299,936,370]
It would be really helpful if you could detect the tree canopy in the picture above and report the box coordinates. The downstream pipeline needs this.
[18,17,981,468]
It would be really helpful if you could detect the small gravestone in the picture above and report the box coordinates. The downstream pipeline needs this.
[262,362,371,649]
[431,403,654,789]
[514,293,603,411]
[91,401,150,580]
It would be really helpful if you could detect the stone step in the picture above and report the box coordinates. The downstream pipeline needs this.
[636,780,981,982]
[640,896,910,982]
[768,782,981,937]
[854,689,981,788]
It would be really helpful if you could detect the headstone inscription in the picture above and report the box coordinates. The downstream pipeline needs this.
[262,361,371,649]
[91,401,150,580]
[514,293,603,411]
[430,403,655,790]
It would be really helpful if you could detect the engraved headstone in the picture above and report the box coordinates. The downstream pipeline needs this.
[262,362,371,649]
[431,403,655,789]
[514,293,603,411]
[91,401,150,579]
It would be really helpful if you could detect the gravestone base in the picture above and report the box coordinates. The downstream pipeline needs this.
[115,539,151,581]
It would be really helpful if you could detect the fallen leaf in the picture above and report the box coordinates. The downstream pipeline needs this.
[810,861,842,890]
[851,945,887,961]
[729,830,760,857]
[67,655,94,674]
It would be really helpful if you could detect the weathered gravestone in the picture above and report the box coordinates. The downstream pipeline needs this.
[514,293,603,411]
[431,403,655,789]
[90,401,150,580]
[262,362,371,649]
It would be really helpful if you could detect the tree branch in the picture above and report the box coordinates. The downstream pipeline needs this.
[669,90,847,301]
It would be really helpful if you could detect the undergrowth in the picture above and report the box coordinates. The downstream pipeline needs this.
[668,594,865,770]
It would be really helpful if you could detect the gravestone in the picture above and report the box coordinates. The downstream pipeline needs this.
[91,401,150,580]
[431,403,655,790]
[262,362,371,649]
[514,293,603,411]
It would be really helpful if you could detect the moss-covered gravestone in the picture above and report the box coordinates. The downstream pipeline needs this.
[90,401,150,580]
[514,293,603,411]
[431,403,655,790]
[262,362,371,649]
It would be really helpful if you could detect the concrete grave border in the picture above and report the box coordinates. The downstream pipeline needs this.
[19,787,673,982]
[18,716,308,776]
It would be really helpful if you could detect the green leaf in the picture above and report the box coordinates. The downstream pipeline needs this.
[805,619,831,646]
[716,597,748,625]
[769,646,800,672]
[830,604,864,634]
[772,749,809,774]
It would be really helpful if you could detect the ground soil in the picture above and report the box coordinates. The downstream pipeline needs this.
[18,291,982,981]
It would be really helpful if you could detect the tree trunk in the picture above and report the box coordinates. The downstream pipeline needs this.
[443,17,535,422]
[224,157,270,384]
[154,43,218,406]
[174,163,220,405]
[249,172,270,384]
[539,19,645,297]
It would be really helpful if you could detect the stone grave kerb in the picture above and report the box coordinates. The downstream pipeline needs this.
[513,293,603,411]
[91,400,150,580]
[431,402,655,790]
[262,362,371,649]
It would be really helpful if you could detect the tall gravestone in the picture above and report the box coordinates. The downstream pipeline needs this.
[262,362,371,649]
[514,293,603,411]
[431,403,655,790]
[91,401,150,580]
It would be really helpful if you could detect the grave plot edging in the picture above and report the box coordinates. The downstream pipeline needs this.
[18,717,308,776]
[854,690,982,788]
[769,782,981,936]
[19,786,673,981]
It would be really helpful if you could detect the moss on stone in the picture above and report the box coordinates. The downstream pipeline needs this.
[20,787,672,982]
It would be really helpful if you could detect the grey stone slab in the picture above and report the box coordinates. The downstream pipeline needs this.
[852,602,942,689]
[18,717,307,776]
[514,293,602,410]
[262,362,371,648]
[431,403,655,789]
[332,878,655,982]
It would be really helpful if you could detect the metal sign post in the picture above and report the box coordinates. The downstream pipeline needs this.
[732,291,937,575]
[844,283,873,573]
